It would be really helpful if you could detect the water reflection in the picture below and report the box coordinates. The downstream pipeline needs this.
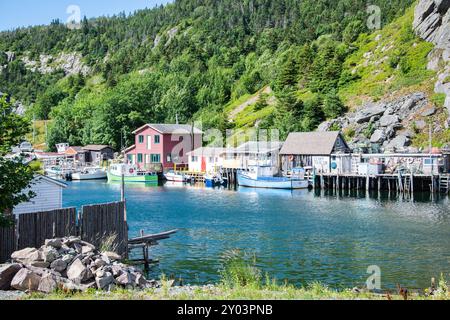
[63,181,450,290]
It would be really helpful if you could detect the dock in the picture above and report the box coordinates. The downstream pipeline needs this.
[128,229,178,270]
[314,173,450,195]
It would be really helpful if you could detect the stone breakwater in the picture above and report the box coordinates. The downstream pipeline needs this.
[0,237,156,294]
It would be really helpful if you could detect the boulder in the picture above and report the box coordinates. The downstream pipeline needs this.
[102,252,121,261]
[42,247,59,263]
[111,264,123,277]
[115,272,136,287]
[379,115,400,127]
[10,268,41,292]
[94,259,107,268]
[66,259,87,283]
[385,135,411,150]
[11,248,42,264]
[29,261,50,268]
[50,259,67,273]
[38,274,58,294]
[61,254,75,264]
[0,264,22,290]
[370,130,386,144]
[415,120,427,130]
[422,106,437,116]
[81,246,94,255]
[45,238,63,249]
[355,103,387,124]
[96,273,114,290]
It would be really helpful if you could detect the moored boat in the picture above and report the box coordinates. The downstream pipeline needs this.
[238,166,309,190]
[72,167,107,181]
[164,170,191,182]
[107,164,158,183]
[204,173,227,187]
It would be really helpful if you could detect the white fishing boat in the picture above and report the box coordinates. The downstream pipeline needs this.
[164,170,191,182]
[72,167,107,181]
[238,166,309,190]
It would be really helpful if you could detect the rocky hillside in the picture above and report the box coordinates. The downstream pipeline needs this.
[2,0,449,151]
[319,0,450,151]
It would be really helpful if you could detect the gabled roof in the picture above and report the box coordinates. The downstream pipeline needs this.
[187,147,227,157]
[280,132,347,155]
[133,124,203,135]
[226,141,283,155]
[82,145,112,151]
[65,146,85,155]
[34,175,68,189]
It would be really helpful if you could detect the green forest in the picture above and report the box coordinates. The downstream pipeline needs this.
[0,0,427,150]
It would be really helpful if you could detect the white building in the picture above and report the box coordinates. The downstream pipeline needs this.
[223,141,283,175]
[13,175,67,215]
[187,147,226,173]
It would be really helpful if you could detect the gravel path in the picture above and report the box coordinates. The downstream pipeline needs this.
[0,291,26,300]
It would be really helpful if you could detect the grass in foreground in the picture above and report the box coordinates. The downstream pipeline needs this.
[24,250,450,300]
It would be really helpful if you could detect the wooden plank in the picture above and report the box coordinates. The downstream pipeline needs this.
[0,225,16,263]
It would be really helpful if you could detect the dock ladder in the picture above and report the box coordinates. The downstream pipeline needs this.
[439,175,450,193]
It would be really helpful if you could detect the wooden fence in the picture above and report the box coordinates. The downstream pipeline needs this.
[0,226,16,264]
[80,202,128,256]
[0,202,127,263]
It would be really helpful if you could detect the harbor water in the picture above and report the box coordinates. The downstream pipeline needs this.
[63,180,450,290]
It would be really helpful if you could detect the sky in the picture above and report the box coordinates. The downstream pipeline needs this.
[0,0,172,31]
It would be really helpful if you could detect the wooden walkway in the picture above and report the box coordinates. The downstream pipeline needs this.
[128,229,178,270]
[314,173,448,194]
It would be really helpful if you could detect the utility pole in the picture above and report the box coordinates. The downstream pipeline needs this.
[32,113,35,143]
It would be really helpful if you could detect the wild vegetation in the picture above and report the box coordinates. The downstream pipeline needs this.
[0,97,35,227]
[26,250,450,300]
[0,0,421,150]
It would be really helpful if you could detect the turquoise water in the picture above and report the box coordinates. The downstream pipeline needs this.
[63,181,450,290]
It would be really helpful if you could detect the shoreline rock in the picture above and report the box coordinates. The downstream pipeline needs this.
[1,237,156,294]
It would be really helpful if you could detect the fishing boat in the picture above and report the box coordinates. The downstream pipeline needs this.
[204,173,227,187]
[107,164,158,183]
[164,170,191,183]
[72,167,107,181]
[238,166,309,190]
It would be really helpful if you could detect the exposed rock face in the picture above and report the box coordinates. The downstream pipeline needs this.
[20,52,90,76]
[1,237,155,294]
[414,0,450,49]
[414,0,450,117]
[319,93,429,152]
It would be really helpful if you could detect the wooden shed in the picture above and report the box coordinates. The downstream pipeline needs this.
[13,175,67,215]
[279,131,351,174]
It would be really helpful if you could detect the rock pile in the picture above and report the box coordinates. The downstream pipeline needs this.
[0,237,154,294]
[318,92,434,152]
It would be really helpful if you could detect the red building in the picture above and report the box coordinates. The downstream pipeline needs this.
[124,124,203,170]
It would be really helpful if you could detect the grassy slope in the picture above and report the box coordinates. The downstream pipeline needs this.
[339,5,435,108]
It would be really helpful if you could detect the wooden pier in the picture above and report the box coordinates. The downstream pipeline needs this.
[128,229,178,270]
[313,173,449,195]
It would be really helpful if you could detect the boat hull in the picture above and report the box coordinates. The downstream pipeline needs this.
[72,171,107,181]
[238,174,309,190]
[107,172,158,183]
